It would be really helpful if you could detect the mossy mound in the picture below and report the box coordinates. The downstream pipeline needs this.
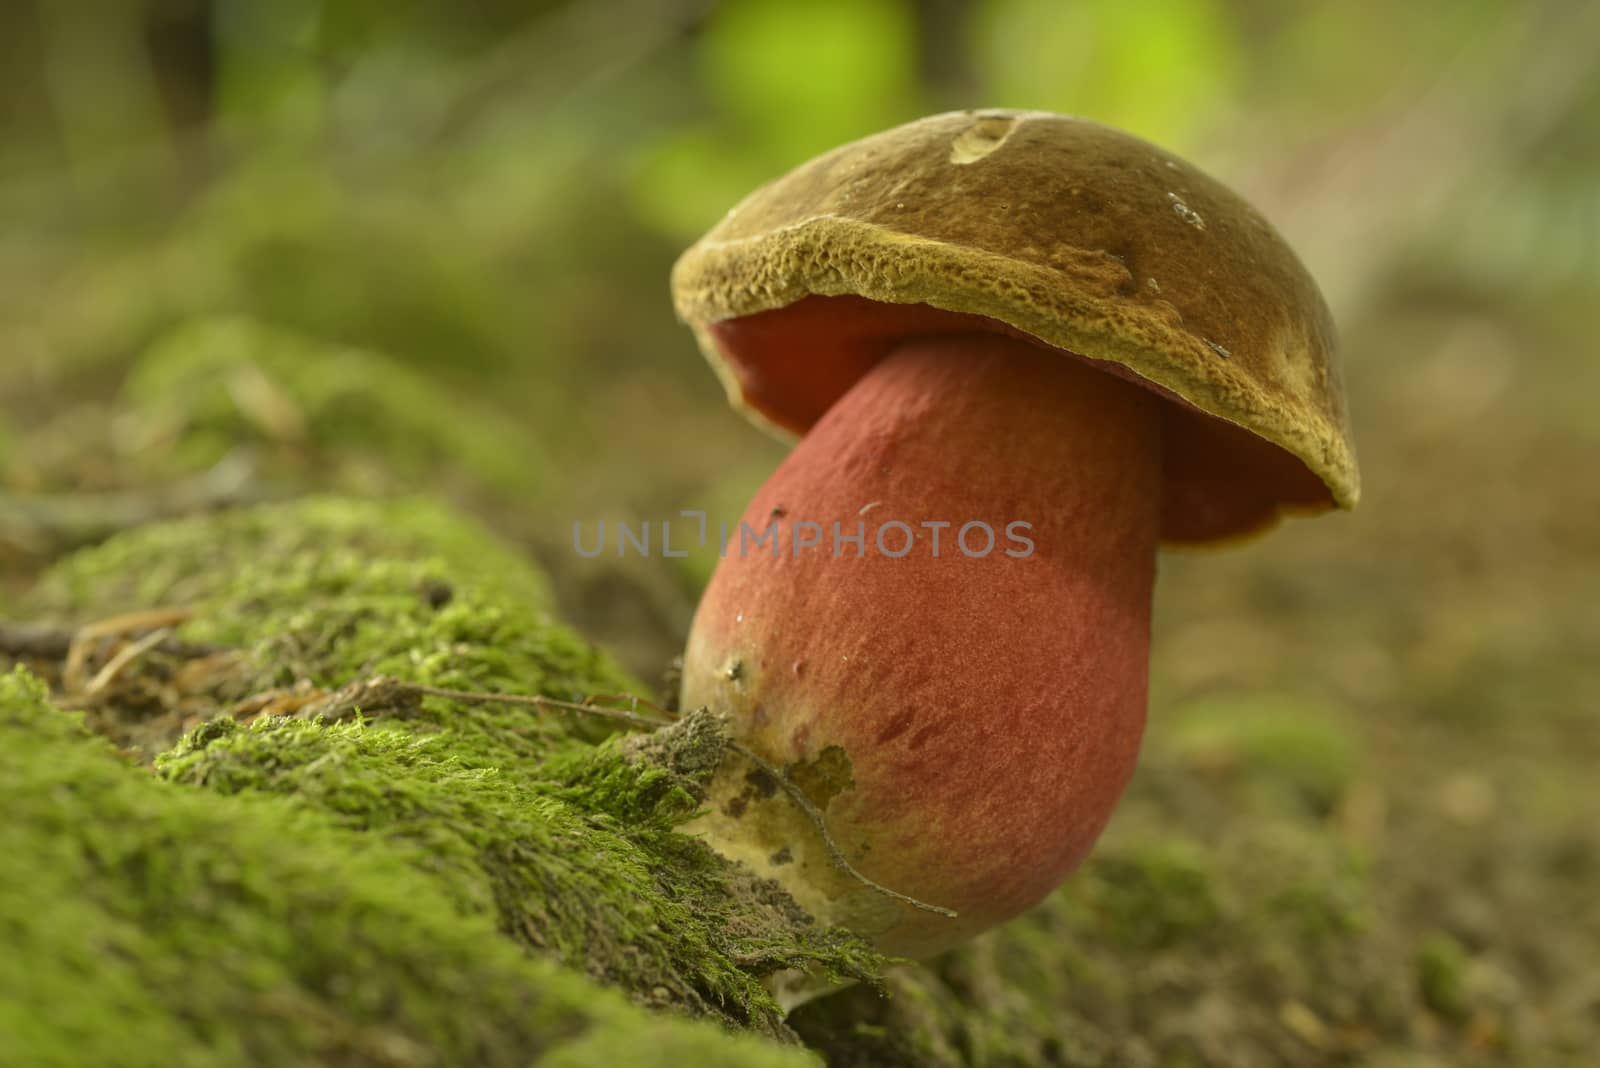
[2,497,882,1063]
[0,671,811,1068]
[120,317,551,502]
[5,494,1553,1067]
[20,495,586,757]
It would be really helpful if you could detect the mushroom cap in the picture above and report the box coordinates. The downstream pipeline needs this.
[671,109,1359,542]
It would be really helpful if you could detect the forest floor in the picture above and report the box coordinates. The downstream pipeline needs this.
[2,272,1596,1067]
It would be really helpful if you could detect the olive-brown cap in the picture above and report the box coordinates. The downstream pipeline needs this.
[672,109,1358,542]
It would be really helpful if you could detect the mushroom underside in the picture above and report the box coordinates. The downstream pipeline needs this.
[708,294,1333,543]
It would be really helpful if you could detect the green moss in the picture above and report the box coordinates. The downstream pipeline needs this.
[31,493,552,615]
[1076,839,1223,952]
[6,497,884,1061]
[1415,932,1471,1022]
[25,495,600,759]
[121,317,550,502]
[1168,693,1362,816]
[154,710,880,1029]
[0,669,813,1068]
[1240,825,1371,954]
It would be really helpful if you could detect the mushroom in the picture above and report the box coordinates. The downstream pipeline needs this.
[670,110,1358,962]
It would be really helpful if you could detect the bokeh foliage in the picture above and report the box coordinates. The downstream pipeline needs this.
[2,2,1597,1065]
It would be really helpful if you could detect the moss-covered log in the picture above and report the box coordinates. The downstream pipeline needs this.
[1,497,881,1065]
[3,494,1572,1067]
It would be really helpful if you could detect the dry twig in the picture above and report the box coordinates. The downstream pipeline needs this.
[0,618,221,662]
[81,627,174,698]
[63,608,195,693]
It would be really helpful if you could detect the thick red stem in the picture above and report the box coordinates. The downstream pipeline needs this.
[683,332,1162,955]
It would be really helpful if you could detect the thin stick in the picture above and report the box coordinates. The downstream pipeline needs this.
[584,690,677,721]
[63,608,196,692]
[81,627,173,698]
[723,740,958,919]
[0,621,83,659]
[407,684,670,732]
[0,451,270,557]
[0,619,220,662]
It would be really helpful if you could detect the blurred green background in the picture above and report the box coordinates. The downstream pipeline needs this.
[1,1,1596,1064]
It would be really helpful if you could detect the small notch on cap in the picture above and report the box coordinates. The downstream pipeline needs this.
[950,114,1020,165]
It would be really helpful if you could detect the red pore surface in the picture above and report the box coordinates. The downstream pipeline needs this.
[681,333,1162,956]
[710,294,1330,542]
